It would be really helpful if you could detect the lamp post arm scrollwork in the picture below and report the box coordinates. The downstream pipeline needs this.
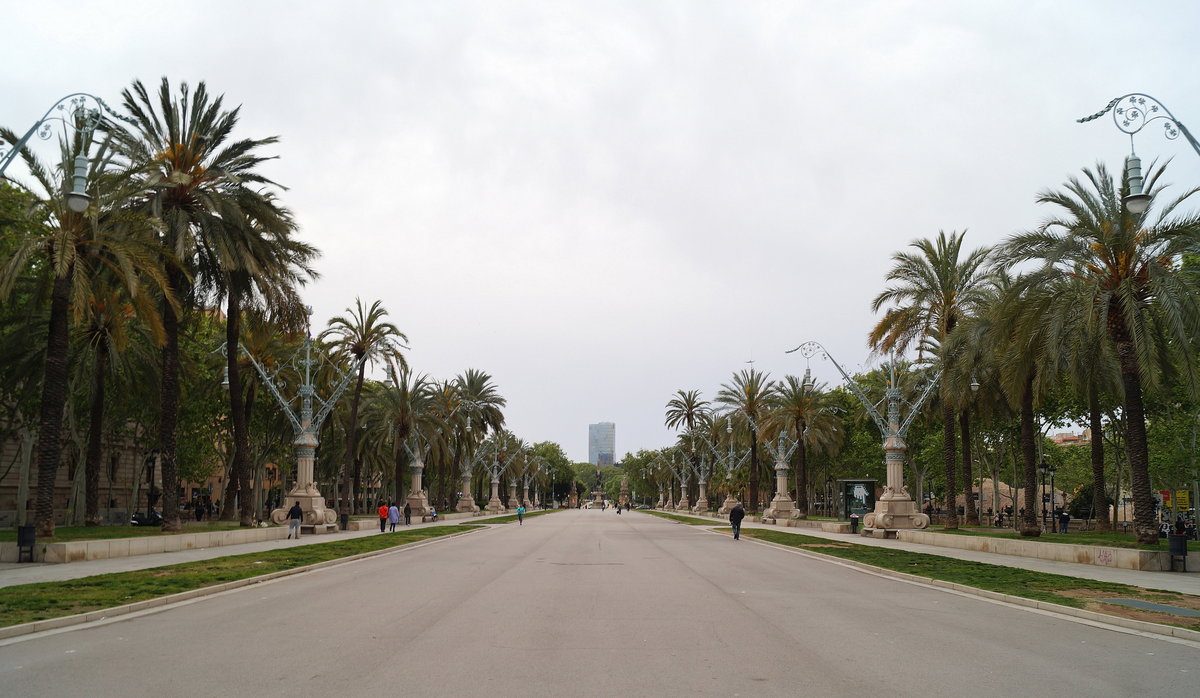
[1079,93,1200,159]
[897,366,944,437]
[788,341,887,434]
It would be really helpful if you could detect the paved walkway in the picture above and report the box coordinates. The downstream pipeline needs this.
[1,510,1196,596]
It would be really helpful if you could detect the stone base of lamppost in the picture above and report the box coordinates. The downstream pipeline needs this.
[677,494,690,511]
[486,497,506,513]
[718,495,740,516]
[456,495,479,514]
[761,493,800,524]
[693,496,708,513]
[269,487,339,533]
[506,496,520,510]
[860,496,930,537]
[405,490,430,518]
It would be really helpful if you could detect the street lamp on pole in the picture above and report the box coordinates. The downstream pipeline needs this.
[1,93,134,213]
[1038,458,1049,532]
[1078,93,1200,214]
[221,334,365,532]
[787,341,941,534]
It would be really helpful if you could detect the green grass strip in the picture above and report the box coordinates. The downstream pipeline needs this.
[738,528,1156,608]
[642,511,722,526]
[466,509,562,524]
[0,525,480,629]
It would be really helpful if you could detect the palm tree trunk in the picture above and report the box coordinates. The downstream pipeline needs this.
[84,339,108,526]
[1088,393,1110,530]
[158,269,184,532]
[942,405,958,529]
[748,428,759,513]
[1114,334,1156,545]
[960,410,978,525]
[34,272,73,539]
[1019,373,1040,537]
[226,281,254,527]
[342,365,366,513]
[795,417,808,516]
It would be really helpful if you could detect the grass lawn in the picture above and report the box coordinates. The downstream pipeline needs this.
[737,528,1200,630]
[0,525,480,629]
[642,511,720,526]
[928,527,1199,552]
[0,524,243,543]
[467,509,561,524]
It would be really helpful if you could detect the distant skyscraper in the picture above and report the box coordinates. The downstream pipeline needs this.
[588,422,616,468]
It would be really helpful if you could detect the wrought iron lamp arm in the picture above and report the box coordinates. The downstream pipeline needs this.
[788,341,886,433]
[1078,92,1200,159]
[897,369,943,437]
[310,353,368,433]
[0,93,133,177]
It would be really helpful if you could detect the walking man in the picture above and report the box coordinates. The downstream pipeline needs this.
[729,501,745,540]
[378,501,389,532]
[403,502,412,525]
[516,504,526,525]
[287,501,303,539]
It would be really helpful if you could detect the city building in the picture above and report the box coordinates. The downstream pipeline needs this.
[588,422,615,468]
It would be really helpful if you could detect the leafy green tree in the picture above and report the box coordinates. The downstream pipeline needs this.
[716,368,774,512]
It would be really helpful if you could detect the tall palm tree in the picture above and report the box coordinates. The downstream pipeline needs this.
[116,77,303,531]
[999,161,1200,544]
[716,368,774,512]
[665,389,710,433]
[320,298,406,513]
[0,125,169,538]
[368,363,434,505]
[870,230,993,529]
[768,374,843,516]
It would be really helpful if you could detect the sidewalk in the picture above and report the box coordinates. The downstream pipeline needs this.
[0,513,510,589]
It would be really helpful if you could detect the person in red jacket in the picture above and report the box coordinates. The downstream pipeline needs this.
[378,502,389,532]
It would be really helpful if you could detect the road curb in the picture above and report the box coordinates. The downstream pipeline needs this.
[713,528,1200,644]
[0,527,483,642]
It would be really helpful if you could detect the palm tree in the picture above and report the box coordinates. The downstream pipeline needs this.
[116,77,305,531]
[0,125,169,538]
[320,298,406,513]
[870,230,993,529]
[999,161,1200,544]
[716,368,774,512]
[768,373,843,517]
[369,363,434,505]
[665,390,710,433]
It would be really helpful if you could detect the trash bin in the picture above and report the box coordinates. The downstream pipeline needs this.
[339,512,349,531]
[849,514,860,535]
[17,525,35,563]
[1167,533,1188,572]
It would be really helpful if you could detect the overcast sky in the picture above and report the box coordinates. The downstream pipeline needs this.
[6,1,1200,462]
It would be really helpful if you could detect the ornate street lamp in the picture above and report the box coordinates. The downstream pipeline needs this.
[787,341,941,534]
[1078,93,1200,214]
[221,333,364,532]
[1,93,133,212]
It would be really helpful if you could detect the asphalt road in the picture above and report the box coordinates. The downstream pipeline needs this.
[1,509,1196,697]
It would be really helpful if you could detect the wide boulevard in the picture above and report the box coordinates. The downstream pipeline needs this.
[1,510,1195,696]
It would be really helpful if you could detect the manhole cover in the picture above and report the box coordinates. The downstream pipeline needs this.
[1099,599,1200,617]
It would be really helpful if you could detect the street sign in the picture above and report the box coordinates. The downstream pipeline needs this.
[1176,490,1191,509]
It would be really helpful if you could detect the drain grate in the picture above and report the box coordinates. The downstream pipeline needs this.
[1098,598,1200,617]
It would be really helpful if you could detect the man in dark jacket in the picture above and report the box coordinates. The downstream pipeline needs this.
[729,502,745,540]
[287,502,303,539]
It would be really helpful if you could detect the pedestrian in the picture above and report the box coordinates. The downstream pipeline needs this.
[617,503,622,515]
[517,504,526,525]
[1058,508,1070,534]
[729,502,745,540]
[403,502,412,525]
[378,501,389,532]
[194,499,204,522]
[287,501,303,539]
[430,506,438,522]
[388,501,400,532]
